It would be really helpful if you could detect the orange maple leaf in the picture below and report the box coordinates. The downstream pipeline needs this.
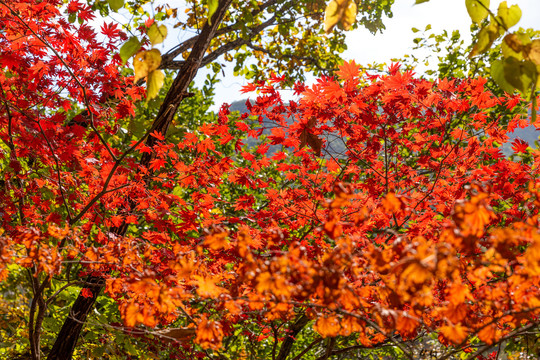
[203,231,230,251]
[314,315,341,338]
[123,303,144,327]
[336,60,360,82]
[439,324,468,345]
[193,275,226,298]
[382,192,402,213]
[195,316,224,350]
[396,314,419,337]
[477,324,500,345]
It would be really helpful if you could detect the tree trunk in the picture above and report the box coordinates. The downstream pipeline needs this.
[276,314,310,360]
[46,1,233,358]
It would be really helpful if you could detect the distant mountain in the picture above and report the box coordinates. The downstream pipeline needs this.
[229,99,347,158]
[228,99,539,158]
[503,125,540,156]
[229,100,293,156]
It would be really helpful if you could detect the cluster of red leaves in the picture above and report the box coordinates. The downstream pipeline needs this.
[60,63,539,352]
[1,0,539,355]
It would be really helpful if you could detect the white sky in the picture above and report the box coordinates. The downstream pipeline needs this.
[209,0,540,110]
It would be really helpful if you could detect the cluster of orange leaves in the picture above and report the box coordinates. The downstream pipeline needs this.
[2,54,540,355]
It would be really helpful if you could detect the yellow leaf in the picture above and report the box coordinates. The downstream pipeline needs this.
[133,49,162,83]
[324,0,357,34]
[339,315,362,336]
[503,33,524,56]
[465,0,489,24]
[400,261,432,285]
[147,24,168,46]
[447,282,471,305]
[224,300,242,315]
[124,303,144,327]
[470,22,500,57]
[524,237,540,275]
[255,271,290,297]
[382,192,402,213]
[497,1,521,29]
[453,192,495,237]
[207,0,218,25]
[147,69,165,101]
[444,303,468,323]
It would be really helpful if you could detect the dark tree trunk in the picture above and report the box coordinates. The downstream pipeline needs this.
[46,2,233,358]
[276,314,310,360]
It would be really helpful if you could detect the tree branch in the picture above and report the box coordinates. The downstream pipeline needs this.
[276,314,310,360]
[47,1,234,358]
[161,0,280,64]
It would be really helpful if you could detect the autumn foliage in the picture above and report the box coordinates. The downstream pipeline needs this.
[1,0,540,359]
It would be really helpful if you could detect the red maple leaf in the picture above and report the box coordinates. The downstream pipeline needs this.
[336,60,360,82]
[101,22,121,39]
[511,138,528,153]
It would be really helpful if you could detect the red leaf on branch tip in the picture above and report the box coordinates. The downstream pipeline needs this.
[67,0,81,13]
[336,60,360,82]
[101,22,121,39]
[150,130,165,140]
[149,158,166,171]
[241,83,258,93]
[234,139,244,152]
[268,127,286,145]
[145,18,155,28]
[110,215,123,227]
[511,138,528,153]
[268,73,285,84]
[81,288,93,298]
[388,62,401,75]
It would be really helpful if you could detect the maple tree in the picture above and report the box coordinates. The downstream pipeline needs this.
[1,0,540,360]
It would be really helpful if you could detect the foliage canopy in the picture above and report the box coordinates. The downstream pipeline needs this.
[0,0,539,360]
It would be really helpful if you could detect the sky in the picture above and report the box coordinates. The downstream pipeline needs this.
[208,0,540,110]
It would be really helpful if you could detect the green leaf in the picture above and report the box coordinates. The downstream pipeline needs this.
[497,1,521,29]
[491,59,515,93]
[465,0,489,24]
[68,12,76,23]
[120,37,141,64]
[411,27,420,33]
[107,0,124,12]
[415,0,430,4]
[503,57,536,95]
[147,69,165,101]
[532,91,537,124]
[207,0,218,25]
[469,21,499,57]
[502,33,524,60]
[147,24,168,46]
